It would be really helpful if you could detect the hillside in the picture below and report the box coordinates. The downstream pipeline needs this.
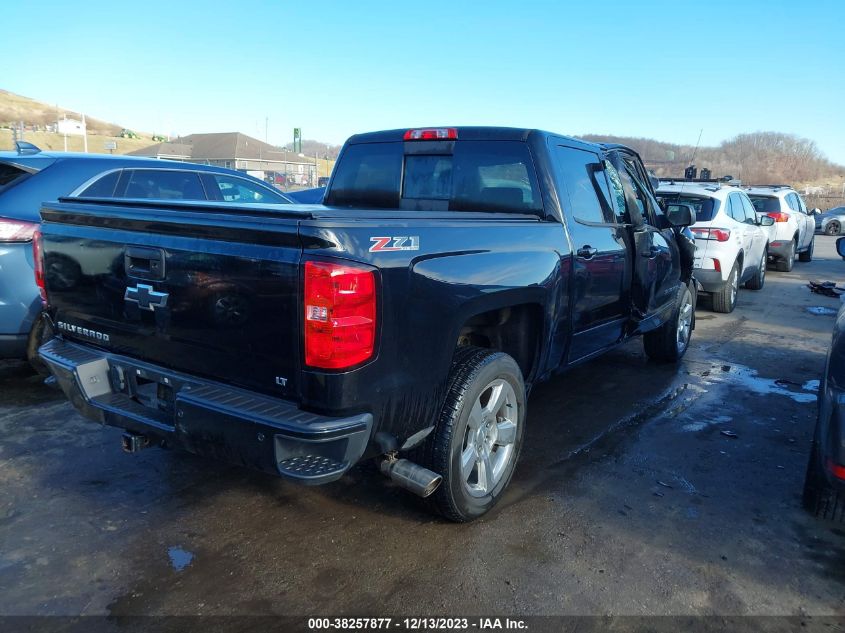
[0,89,137,136]
[0,89,158,155]
[581,131,845,193]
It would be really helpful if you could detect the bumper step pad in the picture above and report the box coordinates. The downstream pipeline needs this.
[278,455,346,479]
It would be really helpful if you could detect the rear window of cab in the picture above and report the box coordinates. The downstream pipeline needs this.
[326,140,543,214]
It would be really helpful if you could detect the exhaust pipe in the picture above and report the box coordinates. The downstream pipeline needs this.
[380,457,442,498]
[121,432,150,453]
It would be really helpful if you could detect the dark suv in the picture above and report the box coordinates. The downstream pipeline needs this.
[0,143,291,362]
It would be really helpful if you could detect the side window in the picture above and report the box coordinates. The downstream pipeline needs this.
[786,193,800,211]
[79,170,121,197]
[727,194,744,222]
[203,174,287,204]
[619,158,659,226]
[122,170,205,200]
[796,194,807,213]
[740,194,758,225]
[603,160,627,222]
[554,146,611,224]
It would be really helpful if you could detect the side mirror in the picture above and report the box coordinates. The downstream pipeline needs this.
[666,203,694,227]
[812,208,821,215]
[759,215,775,227]
[837,237,845,258]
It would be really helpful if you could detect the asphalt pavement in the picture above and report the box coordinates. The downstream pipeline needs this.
[1,237,844,622]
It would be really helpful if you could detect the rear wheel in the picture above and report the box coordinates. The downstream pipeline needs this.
[643,284,693,363]
[799,237,814,262]
[711,263,738,313]
[745,249,767,290]
[422,347,526,522]
[774,239,796,272]
[825,220,841,236]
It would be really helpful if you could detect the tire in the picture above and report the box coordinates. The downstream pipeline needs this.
[825,220,841,236]
[799,237,814,262]
[711,263,739,313]
[745,249,767,290]
[802,442,845,524]
[774,239,796,272]
[643,284,694,363]
[422,346,526,522]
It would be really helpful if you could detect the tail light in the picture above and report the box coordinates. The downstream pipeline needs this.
[304,261,377,369]
[827,459,845,481]
[404,128,457,141]
[767,212,790,223]
[32,230,47,304]
[0,217,38,242]
[690,227,731,242]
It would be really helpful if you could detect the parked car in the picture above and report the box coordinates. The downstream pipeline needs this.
[286,187,326,203]
[657,182,774,313]
[745,185,815,271]
[815,206,845,235]
[802,237,845,524]
[36,126,697,521]
[0,143,292,364]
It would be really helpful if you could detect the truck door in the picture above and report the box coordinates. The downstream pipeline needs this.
[608,151,683,324]
[552,143,629,362]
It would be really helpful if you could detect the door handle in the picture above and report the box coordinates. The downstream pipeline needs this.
[125,246,165,280]
[577,246,598,259]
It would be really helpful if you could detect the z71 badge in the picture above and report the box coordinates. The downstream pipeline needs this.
[369,236,420,252]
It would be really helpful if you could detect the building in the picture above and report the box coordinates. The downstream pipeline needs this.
[129,132,317,187]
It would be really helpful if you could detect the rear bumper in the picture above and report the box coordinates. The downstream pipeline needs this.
[0,333,27,358]
[692,269,725,293]
[0,242,42,358]
[39,338,373,484]
[768,240,794,260]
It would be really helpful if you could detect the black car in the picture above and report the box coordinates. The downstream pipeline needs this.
[803,236,845,523]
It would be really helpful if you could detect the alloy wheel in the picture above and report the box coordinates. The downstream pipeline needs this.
[460,378,519,498]
[676,288,693,353]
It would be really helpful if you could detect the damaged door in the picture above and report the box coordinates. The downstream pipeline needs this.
[606,150,683,325]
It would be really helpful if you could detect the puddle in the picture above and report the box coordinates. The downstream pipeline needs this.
[167,546,194,572]
[702,364,818,404]
[806,306,838,316]
[681,414,733,432]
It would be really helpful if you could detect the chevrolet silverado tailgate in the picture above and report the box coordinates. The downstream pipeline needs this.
[39,198,307,399]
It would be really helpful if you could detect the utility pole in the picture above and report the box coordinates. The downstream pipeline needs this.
[82,113,88,153]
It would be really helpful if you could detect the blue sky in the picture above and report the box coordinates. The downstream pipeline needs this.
[3,0,844,162]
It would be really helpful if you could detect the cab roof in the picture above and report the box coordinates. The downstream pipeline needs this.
[345,126,639,156]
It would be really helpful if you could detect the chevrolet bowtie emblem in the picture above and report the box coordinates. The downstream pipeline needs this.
[124,284,169,311]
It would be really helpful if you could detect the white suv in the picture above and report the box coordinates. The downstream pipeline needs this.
[745,185,815,271]
[657,182,775,313]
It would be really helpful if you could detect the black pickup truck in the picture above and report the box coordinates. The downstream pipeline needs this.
[37,127,696,521]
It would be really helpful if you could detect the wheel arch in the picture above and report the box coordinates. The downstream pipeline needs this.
[452,295,547,384]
